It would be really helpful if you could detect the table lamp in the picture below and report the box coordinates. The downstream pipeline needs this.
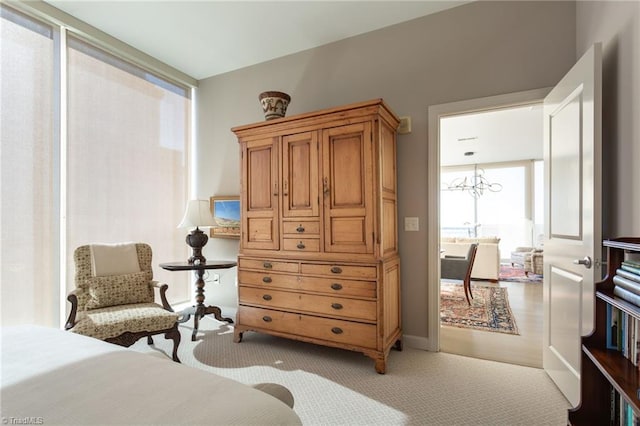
[178,199,217,264]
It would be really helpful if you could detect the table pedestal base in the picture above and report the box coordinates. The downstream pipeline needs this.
[159,260,238,342]
[178,305,234,341]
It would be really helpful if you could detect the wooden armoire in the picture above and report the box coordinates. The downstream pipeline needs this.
[232,99,402,373]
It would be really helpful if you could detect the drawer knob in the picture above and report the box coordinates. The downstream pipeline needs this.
[262,294,272,301]
[330,283,343,291]
[296,225,305,233]
[331,303,343,310]
[297,241,306,249]
[331,327,343,334]
[263,262,273,269]
[262,276,272,283]
[330,266,342,274]
[262,316,272,322]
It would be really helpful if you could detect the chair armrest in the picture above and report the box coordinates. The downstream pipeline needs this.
[65,289,80,330]
[151,281,173,312]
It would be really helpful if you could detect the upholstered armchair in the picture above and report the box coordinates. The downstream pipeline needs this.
[525,250,544,276]
[441,243,478,305]
[511,246,544,276]
[65,243,181,362]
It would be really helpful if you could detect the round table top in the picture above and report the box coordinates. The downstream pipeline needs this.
[159,260,237,271]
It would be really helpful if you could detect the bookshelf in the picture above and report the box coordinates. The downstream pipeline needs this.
[569,238,640,425]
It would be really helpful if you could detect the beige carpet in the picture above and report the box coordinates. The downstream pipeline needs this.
[132,316,569,425]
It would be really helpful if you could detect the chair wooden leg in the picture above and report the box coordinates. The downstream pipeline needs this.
[463,278,472,305]
[147,336,154,345]
[166,326,181,363]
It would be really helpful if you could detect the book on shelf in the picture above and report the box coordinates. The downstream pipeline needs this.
[623,258,640,268]
[614,285,640,308]
[608,304,619,349]
[621,262,640,276]
[611,385,620,425]
[614,275,640,296]
[606,304,640,366]
[617,268,640,285]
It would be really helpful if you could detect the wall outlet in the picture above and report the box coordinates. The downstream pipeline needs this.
[404,217,419,231]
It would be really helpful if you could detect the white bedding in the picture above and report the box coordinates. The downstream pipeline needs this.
[1,326,301,425]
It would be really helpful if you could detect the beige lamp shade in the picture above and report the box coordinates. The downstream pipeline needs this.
[178,199,216,229]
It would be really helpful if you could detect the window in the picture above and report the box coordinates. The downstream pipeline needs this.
[0,4,193,326]
[440,168,476,237]
[1,6,57,326]
[441,161,540,260]
[66,37,191,301]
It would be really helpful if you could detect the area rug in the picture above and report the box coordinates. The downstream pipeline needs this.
[440,282,519,335]
[499,264,542,283]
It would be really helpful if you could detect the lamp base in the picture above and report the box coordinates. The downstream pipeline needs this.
[185,227,208,264]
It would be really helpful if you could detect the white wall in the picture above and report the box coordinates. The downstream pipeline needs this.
[576,1,640,239]
[196,1,577,339]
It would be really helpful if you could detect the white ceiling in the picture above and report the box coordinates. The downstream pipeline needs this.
[42,0,539,164]
[440,104,543,167]
[45,0,470,80]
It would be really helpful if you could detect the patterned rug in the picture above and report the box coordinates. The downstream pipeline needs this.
[440,281,519,335]
[499,264,542,283]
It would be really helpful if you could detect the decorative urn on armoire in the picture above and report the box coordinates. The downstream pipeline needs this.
[258,91,291,120]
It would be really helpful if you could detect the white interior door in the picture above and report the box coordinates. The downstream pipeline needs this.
[542,43,602,408]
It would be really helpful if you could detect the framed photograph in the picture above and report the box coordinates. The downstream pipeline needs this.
[209,196,240,239]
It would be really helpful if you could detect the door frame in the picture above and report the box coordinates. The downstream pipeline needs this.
[426,87,552,352]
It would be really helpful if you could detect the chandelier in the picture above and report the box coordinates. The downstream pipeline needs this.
[442,166,503,198]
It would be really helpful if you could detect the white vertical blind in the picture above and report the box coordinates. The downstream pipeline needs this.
[65,36,191,302]
[0,7,57,326]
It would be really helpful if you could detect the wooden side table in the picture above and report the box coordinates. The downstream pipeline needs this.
[160,260,237,341]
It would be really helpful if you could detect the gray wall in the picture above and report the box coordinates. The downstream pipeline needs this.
[196,1,576,340]
[576,1,640,239]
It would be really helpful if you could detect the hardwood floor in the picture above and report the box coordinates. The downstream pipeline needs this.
[440,273,544,368]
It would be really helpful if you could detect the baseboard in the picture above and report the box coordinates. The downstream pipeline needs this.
[402,334,434,351]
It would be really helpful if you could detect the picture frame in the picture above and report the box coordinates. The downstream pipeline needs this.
[209,196,240,239]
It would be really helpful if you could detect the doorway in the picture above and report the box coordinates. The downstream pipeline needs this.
[426,88,551,367]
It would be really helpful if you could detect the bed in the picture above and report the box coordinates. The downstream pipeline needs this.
[1,325,301,425]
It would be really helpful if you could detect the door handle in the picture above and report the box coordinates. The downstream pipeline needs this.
[573,256,592,269]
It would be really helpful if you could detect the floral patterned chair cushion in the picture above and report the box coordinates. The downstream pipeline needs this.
[85,271,154,310]
[71,302,179,341]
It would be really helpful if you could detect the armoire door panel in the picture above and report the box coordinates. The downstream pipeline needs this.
[246,217,276,243]
[323,122,373,254]
[282,132,319,218]
[328,217,368,252]
[380,122,397,195]
[242,137,279,250]
[329,134,364,207]
[247,146,275,210]
[382,198,398,254]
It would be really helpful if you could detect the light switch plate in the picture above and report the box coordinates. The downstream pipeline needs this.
[404,217,419,231]
[398,116,412,134]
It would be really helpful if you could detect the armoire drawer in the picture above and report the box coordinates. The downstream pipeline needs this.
[283,238,320,252]
[298,276,376,299]
[238,270,298,290]
[301,263,377,279]
[239,286,377,321]
[282,221,320,235]
[238,258,299,273]
[237,305,377,349]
